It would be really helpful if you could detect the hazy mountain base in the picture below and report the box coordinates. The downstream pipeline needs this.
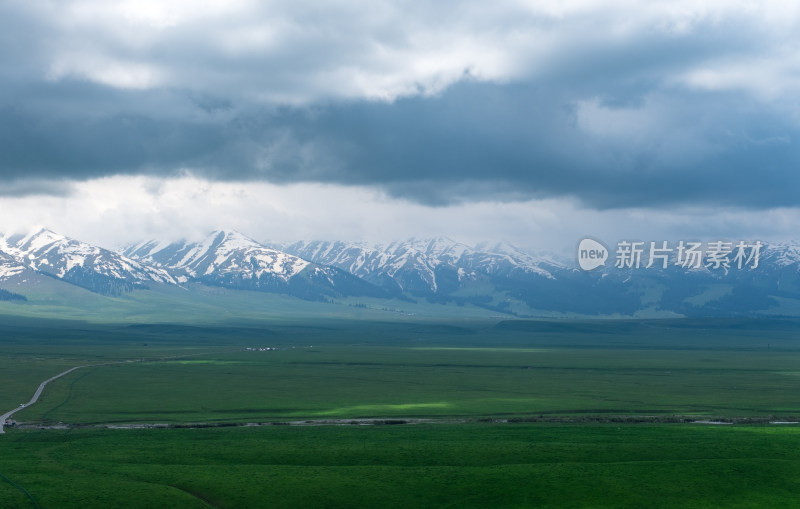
[0,276,511,324]
[3,271,800,322]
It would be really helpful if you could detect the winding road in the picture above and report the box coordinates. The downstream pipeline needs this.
[0,365,89,434]
[0,352,236,434]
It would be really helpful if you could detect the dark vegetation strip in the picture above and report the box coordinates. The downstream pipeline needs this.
[0,471,41,509]
[166,484,221,509]
[14,415,799,431]
[284,360,785,373]
[40,370,92,423]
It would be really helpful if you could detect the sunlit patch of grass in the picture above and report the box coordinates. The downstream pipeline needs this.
[313,402,452,416]
[164,360,241,365]
[411,347,550,353]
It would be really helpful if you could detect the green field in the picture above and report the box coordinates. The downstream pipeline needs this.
[6,316,800,424]
[14,342,800,424]
[2,424,800,508]
[2,316,800,507]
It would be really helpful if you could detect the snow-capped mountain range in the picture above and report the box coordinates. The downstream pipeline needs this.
[271,238,565,295]
[0,250,27,281]
[2,226,800,317]
[0,228,175,295]
[123,230,311,283]
[121,230,385,299]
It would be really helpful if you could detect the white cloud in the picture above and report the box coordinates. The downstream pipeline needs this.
[678,52,800,101]
[0,176,796,253]
[48,55,166,89]
[13,0,797,105]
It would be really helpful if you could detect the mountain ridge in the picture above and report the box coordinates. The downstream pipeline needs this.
[2,227,800,318]
[121,229,391,300]
[0,227,176,295]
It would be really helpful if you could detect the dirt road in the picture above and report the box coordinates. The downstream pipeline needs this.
[0,365,88,434]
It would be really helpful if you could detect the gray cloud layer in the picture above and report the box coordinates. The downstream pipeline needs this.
[2,1,799,209]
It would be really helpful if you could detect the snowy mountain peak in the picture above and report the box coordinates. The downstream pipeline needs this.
[122,230,388,299]
[404,236,471,260]
[761,241,800,269]
[211,229,257,244]
[11,227,71,256]
[208,229,266,254]
[0,250,29,281]
[277,237,562,293]
[0,227,176,293]
[124,229,311,283]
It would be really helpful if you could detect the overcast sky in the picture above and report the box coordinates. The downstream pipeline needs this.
[2,1,799,252]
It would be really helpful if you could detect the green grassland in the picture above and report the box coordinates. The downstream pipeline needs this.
[2,316,800,507]
[6,317,800,424]
[14,343,800,425]
[1,424,800,508]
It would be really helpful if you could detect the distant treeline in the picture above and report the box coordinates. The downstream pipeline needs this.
[0,288,27,301]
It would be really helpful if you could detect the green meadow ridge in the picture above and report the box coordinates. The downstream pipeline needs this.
[4,227,800,317]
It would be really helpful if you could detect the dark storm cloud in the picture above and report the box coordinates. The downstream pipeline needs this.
[221,81,800,209]
[2,1,800,209]
[0,178,74,197]
[5,79,797,210]
[0,82,231,180]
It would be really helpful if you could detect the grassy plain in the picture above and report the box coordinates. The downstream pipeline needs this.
[15,342,800,424]
[2,424,800,508]
[2,316,800,507]
[6,317,800,424]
